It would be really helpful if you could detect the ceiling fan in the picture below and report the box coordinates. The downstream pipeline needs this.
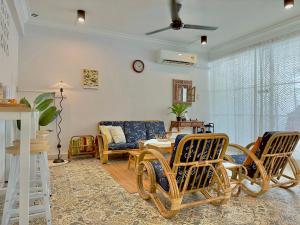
[146,0,218,35]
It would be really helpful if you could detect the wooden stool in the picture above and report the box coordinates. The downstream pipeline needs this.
[1,143,52,225]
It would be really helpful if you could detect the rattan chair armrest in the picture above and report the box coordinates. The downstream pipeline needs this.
[97,134,109,163]
[245,141,255,149]
[138,149,172,173]
[138,148,180,197]
[289,156,300,179]
[224,154,234,162]
[228,143,269,184]
[97,134,108,152]
[228,143,248,152]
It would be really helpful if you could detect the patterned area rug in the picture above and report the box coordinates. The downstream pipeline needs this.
[1,158,300,225]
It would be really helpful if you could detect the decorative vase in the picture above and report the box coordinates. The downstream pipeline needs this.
[176,116,181,121]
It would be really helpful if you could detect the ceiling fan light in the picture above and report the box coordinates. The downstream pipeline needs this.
[284,0,294,9]
[77,10,85,23]
[201,36,207,45]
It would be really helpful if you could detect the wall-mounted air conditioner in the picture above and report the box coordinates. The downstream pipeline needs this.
[157,50,197,67]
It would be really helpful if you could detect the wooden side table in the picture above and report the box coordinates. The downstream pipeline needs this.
[169,120,205,133]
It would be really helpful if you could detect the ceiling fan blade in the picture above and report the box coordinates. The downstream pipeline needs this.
[170,0,181,21]
[145,26,171,35]
[183,24,218,31]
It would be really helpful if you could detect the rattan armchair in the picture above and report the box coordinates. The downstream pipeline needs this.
[225,131,300,197]
[136,134,231,218]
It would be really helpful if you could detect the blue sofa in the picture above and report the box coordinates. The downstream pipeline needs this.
[97,121,166,164]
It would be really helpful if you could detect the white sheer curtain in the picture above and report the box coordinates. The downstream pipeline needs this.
[209,35,300,154]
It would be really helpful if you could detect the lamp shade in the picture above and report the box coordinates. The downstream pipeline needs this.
[51,81,72,90]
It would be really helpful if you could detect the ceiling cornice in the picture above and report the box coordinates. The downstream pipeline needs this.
[25,20,189,49]
[6,0,29,35]
[208,15,300,61]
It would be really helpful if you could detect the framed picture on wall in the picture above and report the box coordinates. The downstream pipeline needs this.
[82,69,99,89]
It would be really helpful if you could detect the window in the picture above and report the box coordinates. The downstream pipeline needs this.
[209,35,300,149]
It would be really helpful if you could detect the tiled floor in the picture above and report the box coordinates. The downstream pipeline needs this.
[1,158,300,225]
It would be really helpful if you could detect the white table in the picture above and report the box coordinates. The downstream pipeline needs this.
[0,105,31,225]
[140,139,175,153]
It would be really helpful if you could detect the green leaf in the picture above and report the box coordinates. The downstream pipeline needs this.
[20,97,31,108]
[169,103,190,117]
[17,98,31,130]
[34,92,54,105]
[35,99,53,112]
[39,106,59,127]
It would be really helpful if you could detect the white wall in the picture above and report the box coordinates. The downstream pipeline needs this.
[0,0,19,97]
[19,24,210,156]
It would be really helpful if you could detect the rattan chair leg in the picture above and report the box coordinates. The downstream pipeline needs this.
[279,157,300,189]
[137,161,157,200]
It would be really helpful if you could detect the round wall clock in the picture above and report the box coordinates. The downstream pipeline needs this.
[132,60,145,73]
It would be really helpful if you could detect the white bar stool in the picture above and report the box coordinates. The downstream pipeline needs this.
[1,142,52,225]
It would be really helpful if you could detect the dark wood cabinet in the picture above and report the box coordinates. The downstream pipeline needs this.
[169,120,205,134]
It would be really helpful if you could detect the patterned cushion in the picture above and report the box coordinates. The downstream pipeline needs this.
[231,154,247,165]
[145,121,166,139]
[124,121,147,143]
[108,142,138,150]
[99,121,125,130]
[152,134,225,192]
[152,161,170,191]
[247,131,277,177]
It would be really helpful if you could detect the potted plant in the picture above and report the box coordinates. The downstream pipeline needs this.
[169,103,190,121]
[17,92,60,130]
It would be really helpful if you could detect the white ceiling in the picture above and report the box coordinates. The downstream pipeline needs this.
[26,0,300,50]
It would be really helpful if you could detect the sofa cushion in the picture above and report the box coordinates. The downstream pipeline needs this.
[247,131,276,177]
[231,154,247,165]
[145,121,166,139]
[124,121,147,143]
[99,121,125,130]
[99,126,113,144]
[108,142,138,150]
[151,161,170,191]
[110,126,126,144]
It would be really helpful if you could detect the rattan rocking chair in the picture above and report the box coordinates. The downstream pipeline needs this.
[136,134,231,218]
[225,131,300,197]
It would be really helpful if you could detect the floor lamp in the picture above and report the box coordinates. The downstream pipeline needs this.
[53,81,65,163]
